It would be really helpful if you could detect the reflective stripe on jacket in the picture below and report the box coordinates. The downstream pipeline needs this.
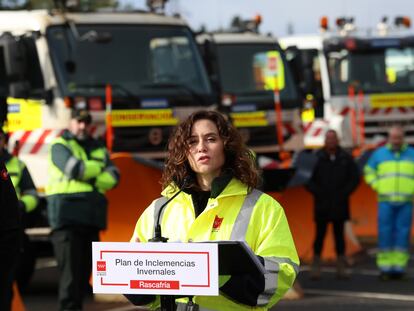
[46,136,110,195]
[364,144,414,202]
[45,131,119,229]
[131,178,299,310]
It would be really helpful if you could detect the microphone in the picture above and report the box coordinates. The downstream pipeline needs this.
[149,177,191,242]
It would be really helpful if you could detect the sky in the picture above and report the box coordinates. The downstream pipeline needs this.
[129,0,414,37]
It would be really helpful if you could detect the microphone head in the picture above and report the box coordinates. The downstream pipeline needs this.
[181,176,192,189]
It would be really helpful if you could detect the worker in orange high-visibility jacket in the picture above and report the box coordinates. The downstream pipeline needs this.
[126,110,299,311]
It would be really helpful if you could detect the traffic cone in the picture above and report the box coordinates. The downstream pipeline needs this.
[12,282,26,311]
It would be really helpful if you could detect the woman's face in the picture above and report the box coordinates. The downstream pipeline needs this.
[187,119,225,181]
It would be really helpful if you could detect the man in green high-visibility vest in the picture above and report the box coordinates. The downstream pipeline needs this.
[46,109,120,311]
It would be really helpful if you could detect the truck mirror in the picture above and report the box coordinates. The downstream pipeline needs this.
[65,60,76,74]
[9,81,30,98]
[0,33,27,83]
[202,39,215,60]
[299,50,317,96]
[26,88,54,105]
[285,46,300,57]
[301,50,314,69]
[303,68,316,95]
[198,37,221,98]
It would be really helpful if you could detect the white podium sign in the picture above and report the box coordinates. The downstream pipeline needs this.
[92,242,218,296]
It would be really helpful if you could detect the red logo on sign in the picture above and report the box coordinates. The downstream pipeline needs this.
[212,215,223,232]
[0,169,8,181]
[97,261,106,271]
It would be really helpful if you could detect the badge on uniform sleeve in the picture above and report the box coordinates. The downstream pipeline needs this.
[0,168,9,180]
[212,215,223,232]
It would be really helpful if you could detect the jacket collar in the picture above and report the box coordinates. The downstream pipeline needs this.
[318,146,345,159]
[386,143,408,153]
[162,177,248,200]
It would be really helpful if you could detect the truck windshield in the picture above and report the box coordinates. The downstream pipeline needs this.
[46,24,211,96]
[327,47,414,95]
[216,43,298,101]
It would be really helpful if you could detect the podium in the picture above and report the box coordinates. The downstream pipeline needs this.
[213,241,266,275]
[126,241,265,311]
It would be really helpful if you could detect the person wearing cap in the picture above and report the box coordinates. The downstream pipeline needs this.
[46,109,120,311]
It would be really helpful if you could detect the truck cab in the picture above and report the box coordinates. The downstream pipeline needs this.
[280,16,414,149]
[197,17,303,172]
[0,1,218,289]
[0,1,216,189]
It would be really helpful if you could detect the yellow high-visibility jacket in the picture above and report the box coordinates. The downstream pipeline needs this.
[2,150,38,213]
[46,130,119,229]
[364,143,414,202]
[131,178,299,311]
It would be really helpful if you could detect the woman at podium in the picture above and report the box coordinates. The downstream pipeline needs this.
[129,110,299,310]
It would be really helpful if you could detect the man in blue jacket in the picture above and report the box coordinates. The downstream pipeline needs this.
[364,125,414,280]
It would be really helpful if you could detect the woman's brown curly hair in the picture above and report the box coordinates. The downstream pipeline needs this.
[161,110,260,191]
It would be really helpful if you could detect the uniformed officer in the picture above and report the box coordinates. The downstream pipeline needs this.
[46,109,120,311]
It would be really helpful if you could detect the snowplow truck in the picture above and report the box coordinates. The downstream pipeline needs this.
[197,16,303,191]
[280,16,414,150]
[0,0,217,289]
[0,1,217,190]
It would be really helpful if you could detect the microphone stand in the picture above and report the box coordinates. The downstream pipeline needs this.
[148,220,175,310]
[148,179,189,311]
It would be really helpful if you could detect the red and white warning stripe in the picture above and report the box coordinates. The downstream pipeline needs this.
[7,125,106,156]
[283,123,297,135]
[303,120,329,138]
[8,129,64,156]
[337,106,414,116]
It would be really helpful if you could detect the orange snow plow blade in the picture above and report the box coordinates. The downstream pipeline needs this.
[101,153,163,242]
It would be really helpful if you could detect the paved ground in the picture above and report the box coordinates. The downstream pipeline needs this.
[21,245,414,311]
